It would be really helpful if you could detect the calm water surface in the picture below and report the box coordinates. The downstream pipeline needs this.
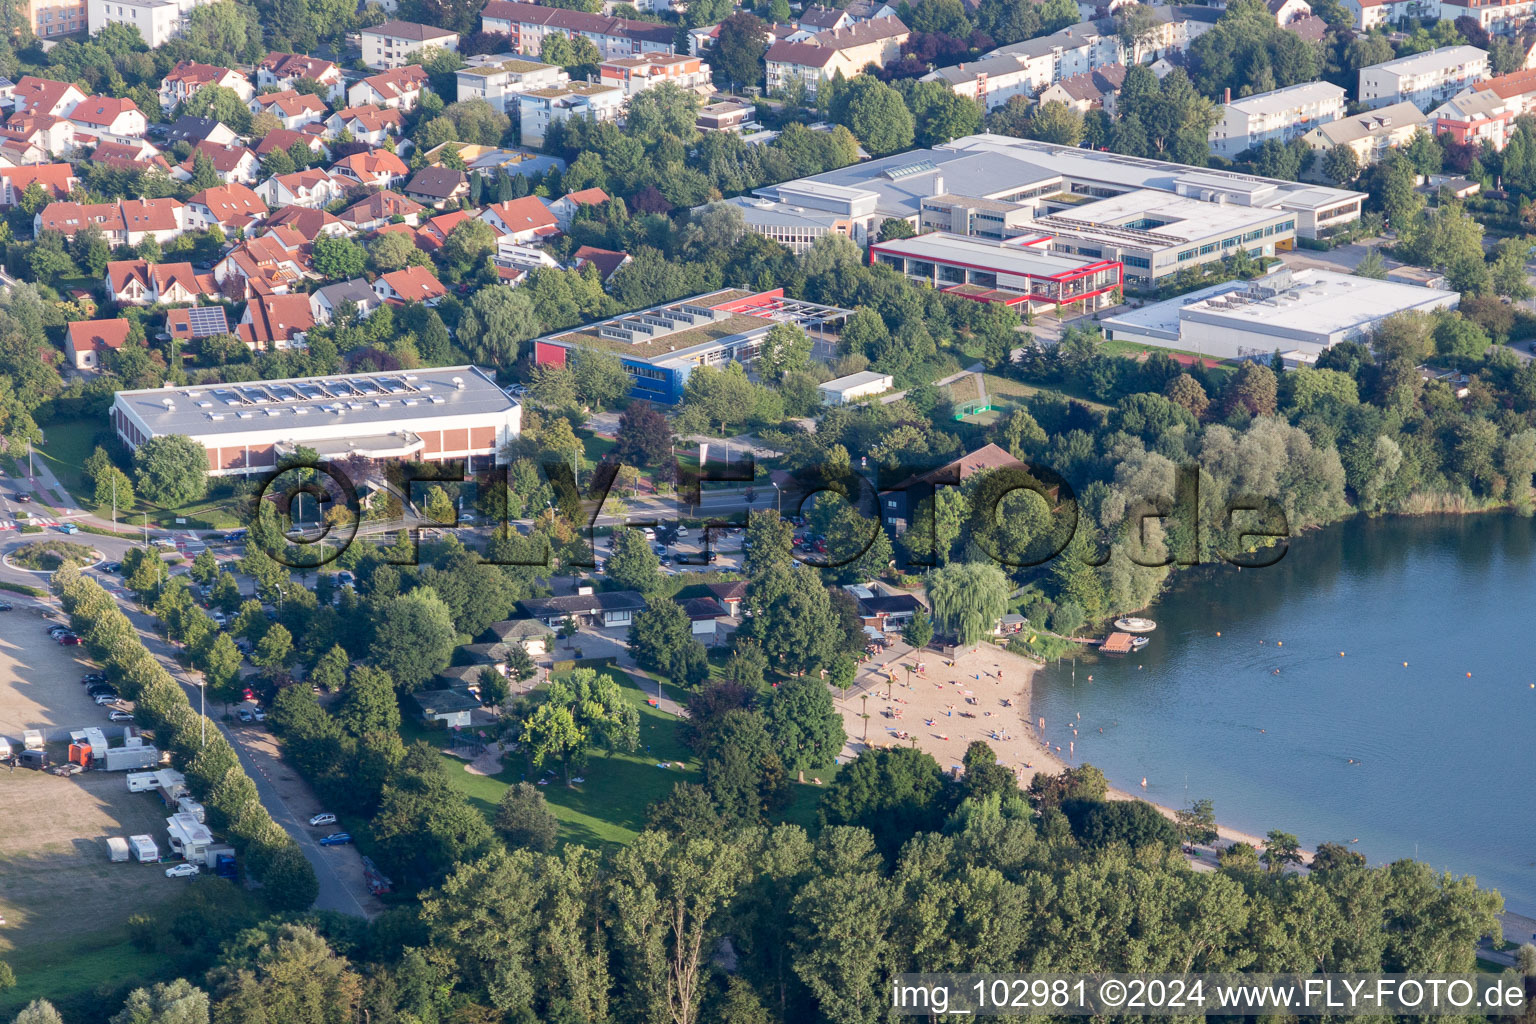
[1032,513,1536,914]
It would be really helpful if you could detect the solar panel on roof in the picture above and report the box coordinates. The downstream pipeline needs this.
[184,306,229,338]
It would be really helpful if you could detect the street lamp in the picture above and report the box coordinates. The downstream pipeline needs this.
[771,480,781,513]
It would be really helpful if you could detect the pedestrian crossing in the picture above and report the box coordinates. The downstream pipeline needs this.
[0,517,61,530]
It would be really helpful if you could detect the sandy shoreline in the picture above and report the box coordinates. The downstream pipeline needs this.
[834,641,1281,857]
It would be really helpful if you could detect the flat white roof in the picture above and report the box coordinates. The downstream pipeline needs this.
[1049,189,1285,244]
[1225,81,1345,116]
[1364,45,1486,77]
[821,370,893,391]
[1102,268,1459,340]
[873,231,1105,279]
[113,365,516,439]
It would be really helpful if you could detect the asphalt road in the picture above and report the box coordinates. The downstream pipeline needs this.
[0,522,373,917]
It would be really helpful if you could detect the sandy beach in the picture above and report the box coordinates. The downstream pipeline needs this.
[834,641,1281,858]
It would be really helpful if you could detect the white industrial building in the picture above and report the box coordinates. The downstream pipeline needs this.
[1209,82,1347,158]
[751,134,1365,247]
[109,365,521,477]
[819,370,894,404]
[1099,266,1459,361]
[1359,46,1488,111]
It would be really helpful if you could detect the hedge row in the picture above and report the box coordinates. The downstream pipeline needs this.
[55,568,319,910]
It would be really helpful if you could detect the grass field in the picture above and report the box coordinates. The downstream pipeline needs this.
[36,416,100,502]
[979,374,1114,414]
[428,668,833,848]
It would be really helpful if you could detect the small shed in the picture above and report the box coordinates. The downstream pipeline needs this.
[679,596,727,637]
[412,687,482,728]
[486,617,550,657]
[106,837,130,863]
[818,370,894,405]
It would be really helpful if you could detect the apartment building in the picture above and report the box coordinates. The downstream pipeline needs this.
[598,53,712,98]
[1209,82,1346,158]
[517,82,623,147]
[24,0,86,38]
[480,0,677,60]
[360,20,459,70]
[1359,45,1488,110]
[765,16,909,97]
[1302,102,1428,166]
[87,0,220,47]
[455,57,568,113]
[1437,0,1531,34]
[1428,89,1515,149]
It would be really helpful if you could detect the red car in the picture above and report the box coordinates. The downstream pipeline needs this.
[242,687,255,701]
[58,634,82,645]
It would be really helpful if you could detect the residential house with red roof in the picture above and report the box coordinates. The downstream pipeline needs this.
[338,189,423,232]
[479,196,558,242]
[417,209,472,249]
[91,139,171,173]
[67,96,147,143]
[255,168,348,209]
[255,127,332,162]
[236,292,313,350]
[11,76,85,118]
[324,106,404,146]
[187,183,268,233]
[213,229,316,298]
[571,245,631,284]
[0,163,76,206]
[347,65,430,111]
[165,305,231,343]
[546,187,609,228]
[37,198,186,245]
[174,140,260,185]
[331,149,409,190]
[2,111,74,157]
[250,90,329,131]
[105,259,216,305]
[263,206,348,241]
[65,319,131,369]
[373,266,446,305]
[257,53,345,103]
[158,61,253,111]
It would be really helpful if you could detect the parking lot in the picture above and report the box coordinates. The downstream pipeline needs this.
[0,611,186,1003]
[0,605,122,741]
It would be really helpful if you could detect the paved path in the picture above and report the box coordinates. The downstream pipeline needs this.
[0,544,375,917]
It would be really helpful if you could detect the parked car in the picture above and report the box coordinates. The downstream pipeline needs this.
[0,601,12,611]
[676,525,690,539]
[107,710,133,722]
[210,611,228,627]
[99,561,121,573]
[241,687,255,701]
[49,762,83,777]
[251,708,266,722]
[165,863,200,878]
[309,813,337,827]
[82,673,107,685]
[47,625,70,637]
[236,709,253,723]
[319,833,353,846]
[58,634,82,646]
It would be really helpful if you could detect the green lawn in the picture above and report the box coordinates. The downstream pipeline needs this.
[0,939,186,1019]
[430,668,703,849]
[425,667,833,848]
[981,374,1114,413]
[36,415,101,501]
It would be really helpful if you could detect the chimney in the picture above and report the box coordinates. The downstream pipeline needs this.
[1224,87,1231,103]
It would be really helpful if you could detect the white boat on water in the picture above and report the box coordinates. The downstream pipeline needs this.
[1115,617,1156,634]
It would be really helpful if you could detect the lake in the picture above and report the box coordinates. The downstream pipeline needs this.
[1031,512,1536,914]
